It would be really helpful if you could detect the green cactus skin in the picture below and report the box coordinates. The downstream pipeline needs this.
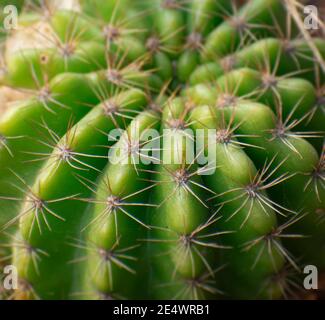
[0,0,324,301]
[231,38,325,84]
[189,62,225,86]
[185,67,324,277]
[201,0,287,62]
[185,67,318,134]
[1,10,106,88]
[10,89,146,299]
[76,109,160,300]
[153,0,186,58]
[1,7,152,89]
[190,38,325,87]
[80,0,133,23]
[0,72,103,244]
[0,59,157,243]
[176,0,231,83]
[219,102,322,270]
[148,98,226,299]
[4,43,107,89]
[189,102,286,299]
[72,111,159,299]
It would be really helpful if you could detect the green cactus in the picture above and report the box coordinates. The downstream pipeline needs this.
[0,0,324,300]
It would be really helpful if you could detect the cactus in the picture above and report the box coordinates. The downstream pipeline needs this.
[0,0,324,300]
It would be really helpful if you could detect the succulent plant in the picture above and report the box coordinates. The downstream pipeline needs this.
[0,0,324,300]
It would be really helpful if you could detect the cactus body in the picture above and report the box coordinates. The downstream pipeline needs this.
[0,0,324,300]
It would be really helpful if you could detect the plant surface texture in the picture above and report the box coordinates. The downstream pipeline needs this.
[0,0,324,300]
